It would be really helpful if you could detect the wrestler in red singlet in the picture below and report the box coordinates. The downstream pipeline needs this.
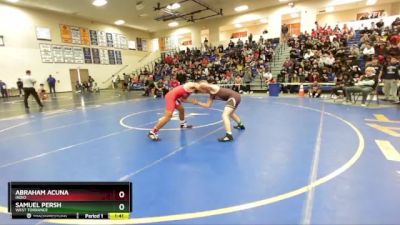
[148,82,199,141]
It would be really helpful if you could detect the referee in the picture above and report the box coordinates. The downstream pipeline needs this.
[22,70,43,109]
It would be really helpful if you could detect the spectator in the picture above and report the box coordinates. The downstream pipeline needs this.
[310,81,322,98]
[233,75,242,93]
[362,42,375,60]
[0,80,7,99]
[391,17,400,29]
[176,71,187,84]
[248,33,253,44]
[243,66,253,94]
[47,75,56,95]
[204,38,209,50]
[82,81,90,92]
[169,76,180,90]
[304,49,314,60]
[344,67,377,106]
[281,24,289,42]
[37,84,48,101]
[143,76,155,97]
[154,79,168,98]
[17,78,23,97]
[376,19,384,33]
[75,81,83,93]
[309,71,320,82]
[331,71,347,99]
[88,76,95,87]
[381,57,399,103]
[91,82,100,93]
[111,75,118,89]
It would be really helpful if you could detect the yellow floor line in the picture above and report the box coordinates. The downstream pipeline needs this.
[375,140,400,162]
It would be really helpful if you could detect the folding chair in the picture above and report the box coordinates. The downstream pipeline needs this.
[333,89,344,103]
[353,84,380,106]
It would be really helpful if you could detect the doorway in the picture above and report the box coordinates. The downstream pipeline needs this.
[282,13,301,37]
[69,69,89,91]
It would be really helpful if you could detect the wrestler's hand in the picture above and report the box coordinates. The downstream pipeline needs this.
[191,98,198,105]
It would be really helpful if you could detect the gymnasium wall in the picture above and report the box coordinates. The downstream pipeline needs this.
[317,3,395,26]
[153,0,400,47]
[0,3,151,92]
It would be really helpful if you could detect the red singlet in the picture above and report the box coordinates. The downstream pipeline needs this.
[165,85,191,112]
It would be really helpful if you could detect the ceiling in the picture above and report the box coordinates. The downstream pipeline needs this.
[0,0,300,32]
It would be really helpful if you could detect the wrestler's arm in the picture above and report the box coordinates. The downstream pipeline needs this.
[180,97,198,104]
[195,95,213,108]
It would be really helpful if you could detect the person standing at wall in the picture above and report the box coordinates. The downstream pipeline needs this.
[47,75,56,95]
[281,24,289,43]
[243,66,253,94]
[0,80,8,99]
[17,78,23,97]
[381,57,399,103]
[22,70,43,109]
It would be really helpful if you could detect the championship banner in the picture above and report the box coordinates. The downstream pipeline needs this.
[120,35,128,49]
[142,40,147,52]
[98,31,107,47]
[108,50,116,65]
[91,48,101,64]
[73,47,84,64]
[106,33,113,47]
[99,49,109,65]
[90,30,98,46]
[113,33,120,49]
[115,50,122,64]
[62,46,74,63]
[60,24,72,43]
[136,38,142,51]
[71,26,81,45]
[83,47,92,64]
[39,44,53,63]
[80,28,90,46]
[52,45,64,63]
[159,38,166,51]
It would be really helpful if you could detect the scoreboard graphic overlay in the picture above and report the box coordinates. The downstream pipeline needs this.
[8,182,132,220]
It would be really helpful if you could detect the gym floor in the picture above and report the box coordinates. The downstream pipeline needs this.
[0,91,399,225]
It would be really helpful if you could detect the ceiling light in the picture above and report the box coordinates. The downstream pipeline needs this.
[235,5,249,12]
[92,0,107,7]
[366,0,377,5]
[168,22,179,27]
[328,0,362,6]
[290,12,299,18]
[260,18,268,23]
[6,0,19,3]
[167,3,181,10]
[279,0,289,2]
[136,1,145,10]
[326,6,335,12]
[114,20,125,25]
[235,24,243,28]
[139,13,148,17]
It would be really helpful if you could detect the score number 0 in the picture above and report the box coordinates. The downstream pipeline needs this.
[119,191,125,211]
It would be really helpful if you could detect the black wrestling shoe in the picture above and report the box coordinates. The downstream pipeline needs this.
[233,124,245,130]
[180,124,193,129]
[218,133,234,142]
[148,131,160,141]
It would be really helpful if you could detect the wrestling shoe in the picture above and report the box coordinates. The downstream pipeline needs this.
[233,124,245,130]
[218,133,234,142]
[148,131,160,141]
[180,123,193,129]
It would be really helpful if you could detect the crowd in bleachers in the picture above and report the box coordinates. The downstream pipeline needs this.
[124,35,279,96]
[277,17,399,105]
[120,16,399,105]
